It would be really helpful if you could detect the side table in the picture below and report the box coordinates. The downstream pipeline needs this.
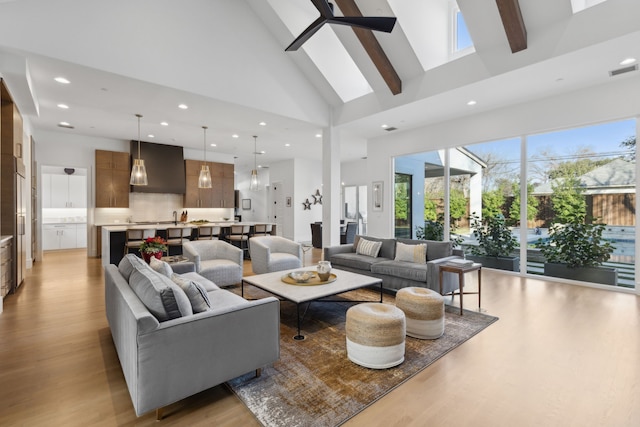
[438,262,482,315]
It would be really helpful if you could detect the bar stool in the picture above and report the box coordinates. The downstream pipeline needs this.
[124,228,156,255]
[165,227,192,256]
[252,223,272,237]
[225,224,251,258]
[197,225,220,240]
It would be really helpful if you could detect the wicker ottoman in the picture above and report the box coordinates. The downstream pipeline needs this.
[345,303,406,369]
[396,287,444,339]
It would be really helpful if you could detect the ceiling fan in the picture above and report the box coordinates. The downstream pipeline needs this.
[285,0,397,51]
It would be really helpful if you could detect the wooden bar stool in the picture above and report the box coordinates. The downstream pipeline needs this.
[224,224,251,258]
[197,225,220,240]
[124,228,156,256]
[252,223,272,237]
[165,227,192,256]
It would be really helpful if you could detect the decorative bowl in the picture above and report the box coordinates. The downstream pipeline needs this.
[289,270,313,283]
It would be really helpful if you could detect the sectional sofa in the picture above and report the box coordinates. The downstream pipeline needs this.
[104,254,280,418]
[324,235,463,294]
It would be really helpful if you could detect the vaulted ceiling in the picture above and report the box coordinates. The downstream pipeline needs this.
[0,0,638,172]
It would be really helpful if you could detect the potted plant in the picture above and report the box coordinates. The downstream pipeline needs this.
[466,212,520,271]
[139,236,168,263]
[536,215,617,285]
[415,219,464,248]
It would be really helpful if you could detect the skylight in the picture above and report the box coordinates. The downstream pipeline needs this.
[268,0,372,103]
[388,0,474,72]
[571,0,608,13]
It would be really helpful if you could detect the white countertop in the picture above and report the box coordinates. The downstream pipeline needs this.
[101,221,275,232]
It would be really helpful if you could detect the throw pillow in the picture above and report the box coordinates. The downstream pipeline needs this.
[150,256,173,278]
[171,274,212,313]
[129,263,193,321]
[394,242,427,264]
[356,238,383,258]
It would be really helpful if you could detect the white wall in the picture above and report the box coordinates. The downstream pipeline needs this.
[366,75,640,238]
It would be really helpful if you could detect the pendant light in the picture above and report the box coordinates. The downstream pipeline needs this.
[198,126,212,188]
[130,114,148,186]
[249,135,260,191]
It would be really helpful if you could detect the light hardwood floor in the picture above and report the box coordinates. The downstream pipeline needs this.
[0,249,638,426]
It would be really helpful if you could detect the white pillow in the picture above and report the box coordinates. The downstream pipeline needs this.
[356,238,382,258]
[150,256,173,278]
[394,242,427,264]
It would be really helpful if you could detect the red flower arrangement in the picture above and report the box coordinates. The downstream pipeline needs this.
[139,236,168,255]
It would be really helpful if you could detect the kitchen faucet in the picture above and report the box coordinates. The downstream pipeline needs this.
[173,211,177,225]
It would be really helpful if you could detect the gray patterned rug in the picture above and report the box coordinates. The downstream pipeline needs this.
[227,288,498,427]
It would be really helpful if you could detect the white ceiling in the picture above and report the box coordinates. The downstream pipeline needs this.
[0,0,638,173]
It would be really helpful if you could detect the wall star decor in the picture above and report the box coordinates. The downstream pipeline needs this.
[302,199,312,210]
[312,189,322,205]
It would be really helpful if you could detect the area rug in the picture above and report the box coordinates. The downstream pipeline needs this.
[227,288,498,427]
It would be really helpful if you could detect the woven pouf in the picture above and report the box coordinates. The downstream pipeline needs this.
[345,303,406,369]
[396,287,444,339]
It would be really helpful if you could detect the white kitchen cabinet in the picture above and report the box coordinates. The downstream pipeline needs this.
[76,223,87,248]
[44,174,87,208]
[43,224,78,250]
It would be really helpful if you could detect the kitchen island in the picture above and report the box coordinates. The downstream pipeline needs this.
[101,222,277,266]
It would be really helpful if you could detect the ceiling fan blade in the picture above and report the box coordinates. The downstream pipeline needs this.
[285,17,327,51]
[310,0,334,18]
[329,16,396,33]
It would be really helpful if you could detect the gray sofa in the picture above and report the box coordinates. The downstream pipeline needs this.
[324,235,463,294]
[105,254,280,418]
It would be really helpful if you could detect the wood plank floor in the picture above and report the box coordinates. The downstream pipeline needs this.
[0,249,638,426]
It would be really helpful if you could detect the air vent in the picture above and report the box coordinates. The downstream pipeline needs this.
[57,123,75,129]
[609,64,638,77]
[384,126,398,132]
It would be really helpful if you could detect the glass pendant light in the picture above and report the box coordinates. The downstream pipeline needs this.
[130,114,148,186]
[249,135,260,191]
[198,126,212,188]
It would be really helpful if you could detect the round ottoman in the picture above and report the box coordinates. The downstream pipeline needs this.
[345,303,406,369]
[396,287,444,339]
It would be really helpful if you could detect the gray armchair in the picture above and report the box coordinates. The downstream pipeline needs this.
[183,240,243,287]
[249,236,303,274]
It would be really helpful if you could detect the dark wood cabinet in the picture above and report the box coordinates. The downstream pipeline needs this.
[95,150,130,208]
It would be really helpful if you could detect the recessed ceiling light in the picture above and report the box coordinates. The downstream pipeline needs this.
[467,100,477,106]
[381,124,389,128]
[259,122,266,126]
[57,104,69,109]
[59,121,70,126]
[285,143,291,147]
[54,77,70,84]
[620,57,637,66]
[148,134,155,138]
[160,122,168,126]
[210,143,217,147]
[232,134,239,138]
[260,150,266,154]
[178,104,188,109]
[315,134,322,138]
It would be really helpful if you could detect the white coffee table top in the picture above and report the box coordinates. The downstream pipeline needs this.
[242,267,382,304]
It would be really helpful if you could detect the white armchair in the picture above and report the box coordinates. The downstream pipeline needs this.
[182,240,243,287]
[249,236,303,274]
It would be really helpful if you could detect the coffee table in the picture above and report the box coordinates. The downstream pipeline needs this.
[242,267,383,340]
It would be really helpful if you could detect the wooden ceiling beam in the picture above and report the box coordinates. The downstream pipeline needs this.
[495,0,527,53]
[334,0,402,95]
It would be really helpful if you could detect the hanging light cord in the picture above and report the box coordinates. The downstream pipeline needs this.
[254,135,257,169]
[203,126,208,163]
[136,114,142,159]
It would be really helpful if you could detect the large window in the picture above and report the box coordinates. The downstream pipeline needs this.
[394,118,636,289]
[394,173,412,238]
